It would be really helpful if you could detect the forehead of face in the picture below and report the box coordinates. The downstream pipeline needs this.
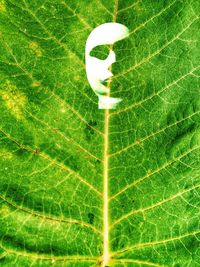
[86,22,129,55]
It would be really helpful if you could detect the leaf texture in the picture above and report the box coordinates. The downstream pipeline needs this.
[0,0,200,266]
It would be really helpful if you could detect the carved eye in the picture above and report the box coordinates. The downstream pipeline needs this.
[90,45,110,60]
[85,22,129,109]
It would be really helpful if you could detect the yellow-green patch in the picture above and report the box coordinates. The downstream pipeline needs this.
[32,81,41,87]
[0,0,5,12]
[0,81,27,119]
[0,204,10,216]
[29,41,43,57]
[0,148,13,160]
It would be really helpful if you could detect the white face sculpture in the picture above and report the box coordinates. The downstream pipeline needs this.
[85,23,129,109]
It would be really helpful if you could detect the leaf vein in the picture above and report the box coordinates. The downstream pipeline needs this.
[112,230,200,256]
[0,128,102,197]
[110,110,200,157]
[111,180,200,227]
[0,194,102,235]
[114,17,198,79]
[110,143,200,201]
[112,65,200,115]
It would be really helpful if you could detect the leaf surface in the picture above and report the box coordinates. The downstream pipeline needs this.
[0,0,200,266]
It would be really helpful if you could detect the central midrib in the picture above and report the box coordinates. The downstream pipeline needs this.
[102,104,110,266]
[102,1,119,266]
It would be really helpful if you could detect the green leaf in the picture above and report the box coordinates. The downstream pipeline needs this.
[0,0,200,266]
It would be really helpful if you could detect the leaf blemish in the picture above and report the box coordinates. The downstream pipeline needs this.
[0,81,27,119]
[0,148,13,160]
[88,212,95,224]
[96,159,101,164]
[32,81,41,87]
[84,120,97,140]
[29,41,43,57]
[0,0,6,12]
[33,148,40,155]
[51,128,58,134]
[0,204,10,215]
